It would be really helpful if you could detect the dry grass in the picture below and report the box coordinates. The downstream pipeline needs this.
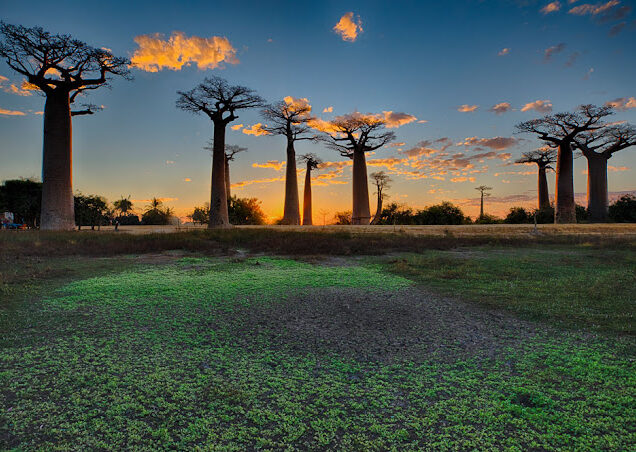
[85,223,636,236]
[1,224,635,258]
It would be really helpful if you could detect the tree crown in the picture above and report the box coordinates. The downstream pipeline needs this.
[319,112,396,158]
[176,76,265,124]
[515,148,557,169]
[262,97,315,141]
[0,22,131,102]
[573,124,636,158]
[515,104,613,144]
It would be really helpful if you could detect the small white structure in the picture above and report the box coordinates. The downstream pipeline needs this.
[1,212,14,222]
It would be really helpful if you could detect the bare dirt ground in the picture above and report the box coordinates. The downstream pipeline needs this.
[84,223,636,236]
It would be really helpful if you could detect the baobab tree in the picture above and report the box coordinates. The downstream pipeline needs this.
[573,124,636,222]
[204,142,247,199]
[370,171,392,225]
[320,113,395,224]
[515,148,557,210]
[0,22,130,230]
[475,185,492,219]
[177,77,264,227]
[262,98,315,225]
[298,153,322,225]
[516,105,613,223]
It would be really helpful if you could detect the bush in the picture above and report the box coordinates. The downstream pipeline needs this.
[228,196,266,225]
[416,202,469,225]
[117,214,141,225]
[0,179,42,227]
[188,197,266,225]
[333,211,352,225]
[575,204,589,223]
[377,203,415,225]
[608,195,636,222]
[474,214,502,224]
[504,207,533,224]
[535,206,554,224]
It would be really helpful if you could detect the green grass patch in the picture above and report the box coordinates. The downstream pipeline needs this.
[1,254,634,450]
[389,247,635,335]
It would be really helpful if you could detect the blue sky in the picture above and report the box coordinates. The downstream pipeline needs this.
[1,0,635,220]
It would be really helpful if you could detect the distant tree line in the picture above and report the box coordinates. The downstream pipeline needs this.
[332,197,636,225]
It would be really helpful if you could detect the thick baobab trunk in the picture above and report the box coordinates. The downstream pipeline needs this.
[537,166,550,210]
[224,155,231,199]
[209,122,230,228]
[41,91,75,230]
[586,155,609,222]
[371,191,382,225]
[554,142,576,223]
[479,194,484,219]
[282,139,300,225]
[351,150,371,225]
[302,164,312,225]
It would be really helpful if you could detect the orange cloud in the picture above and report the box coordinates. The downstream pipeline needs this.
[450,177,476,183]
[231,176,284,189]
[131,31,238,72]
[382,111,417,128]
[458,104,478,113]
[323,106,333,113]
[521,99,553,113]
[231,124,244,130]
[0,107,26,116]
[184,178,192,182]
[367,157,409,169]
[489,102,512,114]
[541,1,562,14]
[242,123,271,136]
[252,160,285,171]
[333,12,363,42]
[283,96,312,112]
[498,48,511,56]
[604,97,636,111]
[569,1,619,15]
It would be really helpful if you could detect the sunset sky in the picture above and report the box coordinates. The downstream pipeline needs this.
[1,0,635,221]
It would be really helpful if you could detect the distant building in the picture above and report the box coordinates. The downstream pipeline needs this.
[1,212,14,227]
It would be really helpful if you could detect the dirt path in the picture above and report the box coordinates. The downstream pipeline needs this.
[226,286,572,364]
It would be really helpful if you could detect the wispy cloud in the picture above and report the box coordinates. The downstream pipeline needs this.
[252,160,285,171]
[457,104,478,113]
[569,1,620,16]
[459,136,519,151]
[544,43,566,61]
[521,99,553,113]
[232,176,284,189]
[323,106,333,113]
[0,107,26,116]
[498,47,511,56]
[333,12,363,42]
[131,31,238,72]
[231,124,244,131]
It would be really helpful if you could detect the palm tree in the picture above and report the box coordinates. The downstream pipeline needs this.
[113,195,134,216]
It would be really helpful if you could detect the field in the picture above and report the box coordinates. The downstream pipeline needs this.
[1,227,635,450]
